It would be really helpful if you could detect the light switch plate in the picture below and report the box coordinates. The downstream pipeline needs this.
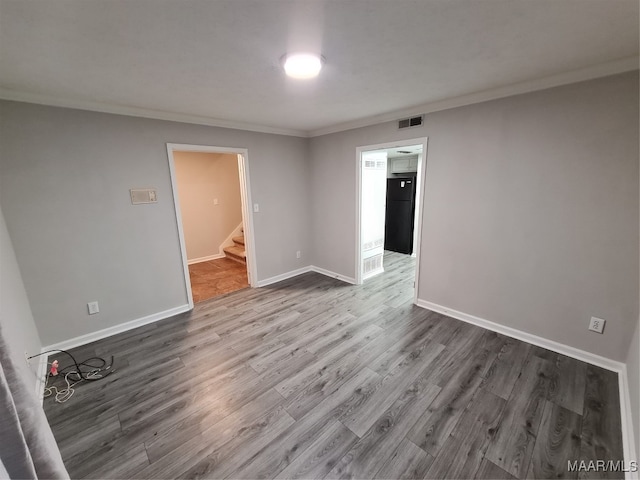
[130,188,158,204]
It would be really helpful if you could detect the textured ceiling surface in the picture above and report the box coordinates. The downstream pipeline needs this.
[0,0,638,135]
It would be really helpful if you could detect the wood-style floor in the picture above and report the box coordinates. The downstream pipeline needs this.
[43,252,623,479]
[189,257,249,303]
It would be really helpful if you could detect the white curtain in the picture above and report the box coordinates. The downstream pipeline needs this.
[0,328,68,479]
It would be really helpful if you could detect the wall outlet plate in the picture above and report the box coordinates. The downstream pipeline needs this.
[88,301,100,315]
[588,316,605,334]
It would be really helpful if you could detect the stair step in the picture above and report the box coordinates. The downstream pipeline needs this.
[223,245,246,263]
[232,235,245,246]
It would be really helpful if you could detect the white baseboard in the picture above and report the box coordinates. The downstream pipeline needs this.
[187,253,225,265]
[415,299,637,474]
[415,300,624,372]
[620,365,638,479]
[256,266,313,287]
[42,304,192,352]
[255,265,357,288]
[363,267,384,281]
[309,266,357,285]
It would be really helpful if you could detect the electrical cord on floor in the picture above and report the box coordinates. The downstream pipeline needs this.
[28,349,115,403]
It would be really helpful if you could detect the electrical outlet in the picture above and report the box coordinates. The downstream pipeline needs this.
[589,316,605,334]
[296,251,301,259]
[88,301,100,315]
[25,351,31,366]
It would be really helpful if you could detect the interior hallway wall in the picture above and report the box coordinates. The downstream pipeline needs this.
[309,71,639,362]
[174,151,242,263]
[0,101,310,346]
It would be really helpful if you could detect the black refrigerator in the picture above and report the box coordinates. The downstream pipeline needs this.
[384,176,416,255]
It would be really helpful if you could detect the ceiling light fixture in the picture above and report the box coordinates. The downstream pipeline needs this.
[282,53,324,79]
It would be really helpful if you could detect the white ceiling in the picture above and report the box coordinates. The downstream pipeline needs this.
[0,1,638,137]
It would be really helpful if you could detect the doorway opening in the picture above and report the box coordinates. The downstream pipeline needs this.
[167,143,257,308]
[356,137,428,302]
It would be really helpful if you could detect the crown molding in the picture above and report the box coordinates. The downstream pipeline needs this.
[308,56,640,137]
[0,89,309,138]
[1,56,637,139]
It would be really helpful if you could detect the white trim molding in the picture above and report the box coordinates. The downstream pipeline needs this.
[620,364,639,479]
[309,56,639,137]
[42,304,191,352]
[310,266,356,285]
[2,58,635,140]
[255,267,313,287]
[167,145,195,309]
[416,299,624,371]
[415,299,638,476]
[255,265,357,288]
[0,88,307,138]
[187,253,225,265]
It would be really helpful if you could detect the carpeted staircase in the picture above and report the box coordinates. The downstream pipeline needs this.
[223,233,246,264]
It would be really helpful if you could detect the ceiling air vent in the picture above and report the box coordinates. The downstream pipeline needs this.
[398,115,423,129]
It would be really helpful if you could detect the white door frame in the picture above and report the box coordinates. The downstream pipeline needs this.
[355,137,428,304]
[166,143,257,309]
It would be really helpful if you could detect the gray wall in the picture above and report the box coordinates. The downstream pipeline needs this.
[0,204,42,382]
[0,101,310,346]
[310,72,639,361]
[0,74,637,363]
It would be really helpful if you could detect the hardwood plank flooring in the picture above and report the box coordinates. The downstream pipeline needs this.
[374,438,434,480]
[484,355,552,478]
[579,365,624,479]
[527,401,582,479]
[43,251,624,479]
[423,388,506,479]
[274,421,358,480]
